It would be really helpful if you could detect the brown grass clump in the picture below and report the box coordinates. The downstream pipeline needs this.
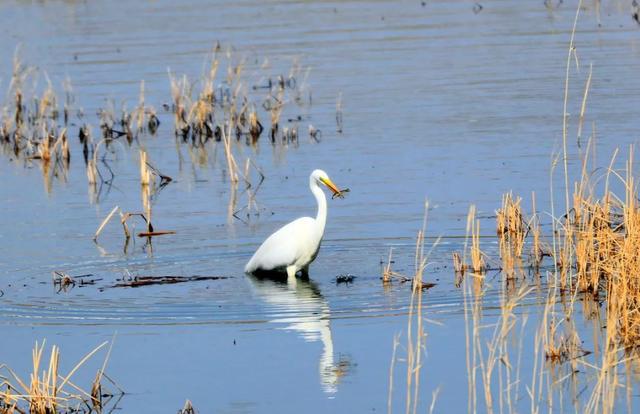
[168,71,192,137]
[600,156,640,345]
[0,45,321,210]
[0,341,122,414]
[465,148,640,348]
[381,248,395,284]
[466,147,640,351]
[453,206,487,289]
[556,148,640,346]
[496,192,528,260]
[163,45,317,212]
[455,2,640,410]
[0,52,65,164]
[167,45,279,146]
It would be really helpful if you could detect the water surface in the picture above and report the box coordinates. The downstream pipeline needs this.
[1,0,640,412]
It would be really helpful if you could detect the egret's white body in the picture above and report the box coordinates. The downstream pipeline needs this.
[245,169,341,279]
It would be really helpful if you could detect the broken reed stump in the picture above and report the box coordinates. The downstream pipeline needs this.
[452,252,465,274]
[94,208,177,241]
[178,400,196,414]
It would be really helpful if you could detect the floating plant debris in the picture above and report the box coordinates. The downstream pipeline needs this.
[52,271,102,291]
[137,230,176,237]
[110,275,230,288]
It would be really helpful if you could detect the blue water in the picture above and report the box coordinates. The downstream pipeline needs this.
[1,0,639,412]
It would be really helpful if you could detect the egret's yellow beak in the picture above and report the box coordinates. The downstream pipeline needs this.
[320,177,341,196]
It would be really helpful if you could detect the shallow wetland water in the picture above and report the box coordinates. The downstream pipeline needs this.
[2,0,640,412]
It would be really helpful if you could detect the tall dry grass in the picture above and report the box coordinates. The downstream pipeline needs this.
[387,203,440,414]
[0,341,121,414]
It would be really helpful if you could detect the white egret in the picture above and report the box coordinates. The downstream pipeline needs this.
[245,169,343,279]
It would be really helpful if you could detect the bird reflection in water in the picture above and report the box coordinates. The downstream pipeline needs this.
[248,273,353,393]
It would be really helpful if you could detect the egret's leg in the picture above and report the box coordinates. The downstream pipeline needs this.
[286,265,297,287]
[300,265,310,279]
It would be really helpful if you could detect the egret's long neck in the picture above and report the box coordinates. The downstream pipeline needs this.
[311,180,327,234]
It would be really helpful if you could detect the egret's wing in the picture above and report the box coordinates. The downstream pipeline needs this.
[245,217,315,273]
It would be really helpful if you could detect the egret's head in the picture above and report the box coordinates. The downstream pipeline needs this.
[311,169,341,196]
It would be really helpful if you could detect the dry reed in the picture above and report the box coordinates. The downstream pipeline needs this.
[387,203,440,413]
[0,341,121,414]
[466,205,486,274]
[178,400,196,414]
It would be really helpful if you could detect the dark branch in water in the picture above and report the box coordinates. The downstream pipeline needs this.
[109,275,230,288]
[137,230,176,237]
